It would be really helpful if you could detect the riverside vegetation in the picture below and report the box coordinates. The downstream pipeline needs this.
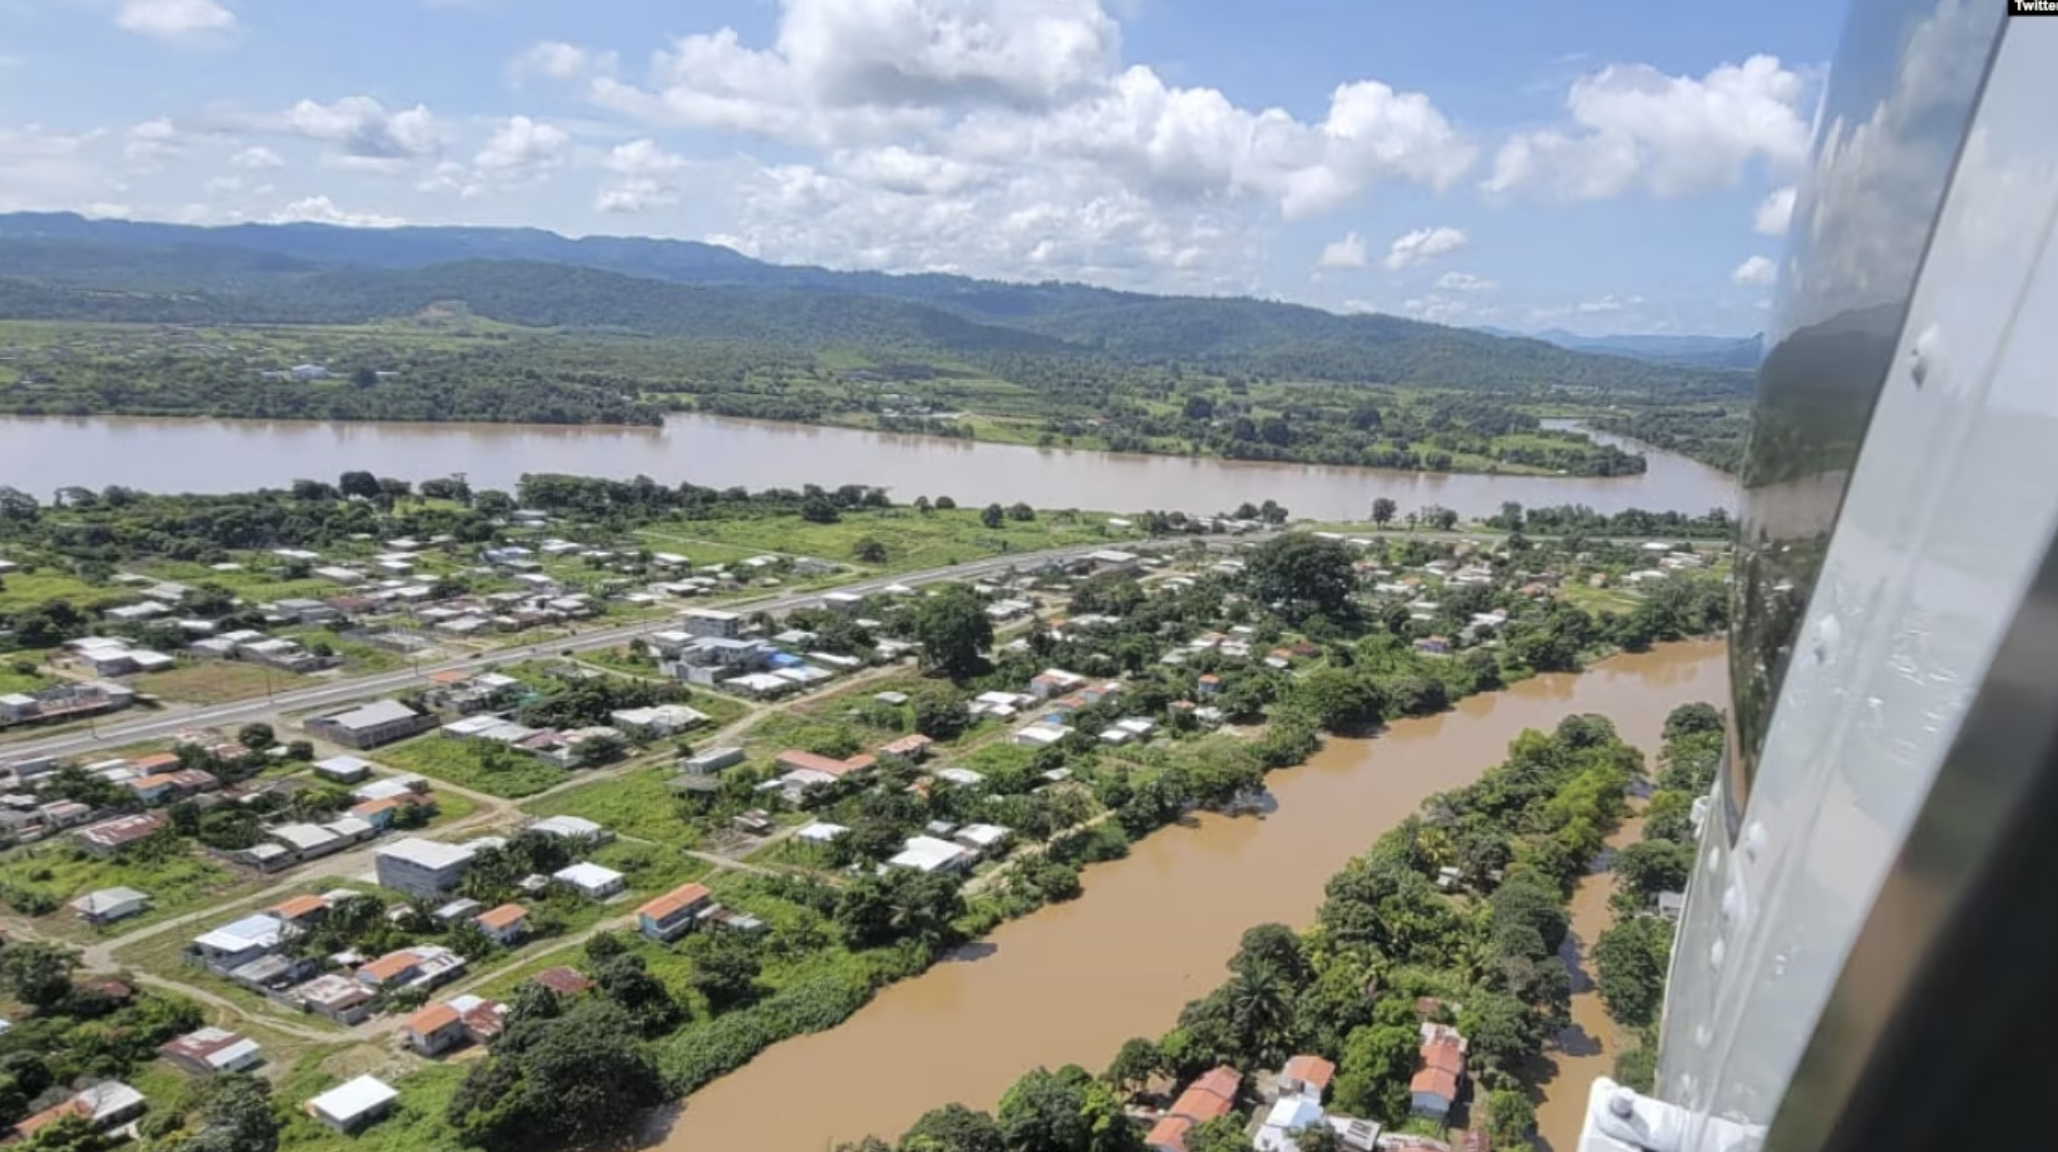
[837,704,1723,1152]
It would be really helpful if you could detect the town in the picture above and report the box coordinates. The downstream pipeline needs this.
[0,477,1729,1152]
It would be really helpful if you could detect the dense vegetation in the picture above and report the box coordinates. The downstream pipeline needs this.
[0,215,1751,459]
[839,711,1687,1152]
[1590,407,1752,474]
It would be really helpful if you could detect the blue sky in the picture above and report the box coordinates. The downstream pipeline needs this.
[0,0,1848,334]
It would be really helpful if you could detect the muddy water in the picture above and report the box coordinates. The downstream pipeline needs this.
[0,413,1736,520]
[1533,813,1648,1152]
[649,640,1728,1152]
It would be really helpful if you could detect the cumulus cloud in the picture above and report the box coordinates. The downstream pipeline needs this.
[125,118,181,166]
[1485,55,1809,200]
[230,145,284,169]
[1316,232,1367,269]
[511,41,608,83]
[280,96,442,169]
[1436,271,1497,292]
[0,122,109,211]
[1382,225,1466,270]
[473,115,570,179]
[116,0,236,42]
[596,138,690,212]
[267,195,405,228]
[1732,254,1777,286]
[1754,185,1797,235]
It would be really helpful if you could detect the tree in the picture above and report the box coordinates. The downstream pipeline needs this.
[337,470,380,500]
[1182,396,1215,420]
[980,503,1005,529]
[179,1073,281,1152]
[935,496,957,510]
[853,537,889,564]
[22,1113,107,1152]
[914,496,933,514]
[0,941,79,1010]
[911,684,970,741]
[1484,1089,1537,1147]
[595,954,681,1036]
[685,929,763,1012]
[1291,667,1384,732]
[350,367,378,389]
[1185,1116,1251,1152]
[1330,1020,1421,1122]
[1103,1038,1162,1094]
[1295,1123,1343,1152]
[1246,535,1356,622]
[1007,502,1036,522]
[1614,838,1694,897]
[900,1103,1005,1152]
[995,1065,1135,1152]
[1593,916,1673,1027]
[1370,497,1397,526]
[909,584,994,681]
[236,723,275,751]
[446,998,665,1152]
[1662,702,1724,741]
[802,495,841,524]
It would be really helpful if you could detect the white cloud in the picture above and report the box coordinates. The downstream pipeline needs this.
[1732,254,1777,286]
[267,195,405,228]
[0,122,110,211]
[1382,225,1466,270]
[230,145,284,170]
[1754,185,1796,235]
[416,161,483,199]
[1575,293,1644,314]
[1435,271,1497,292]
[511,41,607,83]
[1316,232,1367,269]
[473,115,570,179]
[125,118,181,166]
[115,0,236,42]
[596,138,690,212]
[1484,55,1809,200]
[1399,294,1468,323]
[281,96,443,168]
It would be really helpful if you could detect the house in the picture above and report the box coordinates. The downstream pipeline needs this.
[1028,669,1088,699]
[405,1003,469,1056]
[954,823,1011,856]
[374,838,477,898]
[554,862,627,899]
[822,591,866,613]
[357,945,464,990]
[304,699,436,750]
[190,913,289,974]
[298,974,374,1024]
[681,607,745,638]
[1146,1066,1241,1152]
[1410,1023,1468,1122]
[313,755,376,784]
[475,903,528,945]
[71,810,164,855]
[270,894,329,926]
[610,704,710,738]
[679,746,746,775]
[1656,891,1687,921]
[14,1082,147,1142]
[796,822,849,844]
[71,886,150,926]
[637,882,715,941]
[1012,723,1068,748]
[529,814,609,842]
[774,749,876,780]
[531,966,595,996]
[888,835,972,874]
[161,1027,263,1076]
[1088,549,1141,573]
[1255,1094,1328,1152]
[1280,1054,1337,1101]
[307,1075,399,1134]
[878,733,934,764]
[452,995,510,1044]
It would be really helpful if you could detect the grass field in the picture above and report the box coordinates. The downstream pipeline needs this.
[275,1051,469,1152]
[0,567,131,614]
[133,661,311,704]
[636,506,1139,576]
[0,842,256,941]
[520,767,707,847]
[0,665,55,694]
[377,735,571,800]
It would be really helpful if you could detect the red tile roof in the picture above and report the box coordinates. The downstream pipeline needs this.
[407,1004,460,1035]
[880,734,933,756]
[130,752,181,772]
[638,883,712,923]
[476,903,527,931]
[1410,1036,1466,1102]
[1147,1066,1241,1152]
[271,894,328,921]
[1283,1054,1336,1091]
[13,1098,89,1140]
[359,950,422,983]
[776,749,874,778]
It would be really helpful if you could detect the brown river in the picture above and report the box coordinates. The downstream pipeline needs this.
[648,640,1728,1152]
[0,414,1734,521]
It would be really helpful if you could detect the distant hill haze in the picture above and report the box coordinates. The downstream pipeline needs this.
[1476,325,1765,371]
[0,212,1750,397]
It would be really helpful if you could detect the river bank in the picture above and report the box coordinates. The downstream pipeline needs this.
[642,639,1728,1152]
[1533,812,1648,1151]
[0,413,1738,521]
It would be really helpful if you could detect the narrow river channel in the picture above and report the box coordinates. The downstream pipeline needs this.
[646,639,1729,1152]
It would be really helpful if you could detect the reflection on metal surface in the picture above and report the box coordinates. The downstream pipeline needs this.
[1723,0,2002,823]
[1658,5,2058,1149]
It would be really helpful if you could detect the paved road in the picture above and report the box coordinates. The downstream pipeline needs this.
[0,542,1143,763]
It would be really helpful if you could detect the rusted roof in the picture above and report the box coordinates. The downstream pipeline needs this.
[1282,1054,1336,1090]
[271,894,328,921]
[531,966,593,995]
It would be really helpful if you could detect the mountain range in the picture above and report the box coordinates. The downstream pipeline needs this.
[0,212,1752,397]
[1477,325,1764,370]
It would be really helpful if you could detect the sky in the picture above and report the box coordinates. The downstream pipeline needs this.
[0,0,1851,336]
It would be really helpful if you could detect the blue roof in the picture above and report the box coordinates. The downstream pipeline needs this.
[768,653,804,668]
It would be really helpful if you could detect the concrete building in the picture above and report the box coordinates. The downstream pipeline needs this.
[553,862,626,899]
[306,1076,398,1134]
[374,838,477,899]
[71,886,150,926]
[72,812,168,857]
[161,1027,263,1076]
[636,882,715,942]
[190,913,289,974]
[680,607,744,638]
[305,700,436,750]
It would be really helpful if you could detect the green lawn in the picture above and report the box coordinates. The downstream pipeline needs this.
[0,567,131,613]
[0,842,257,942]
[0,665,56,694]
[276,1053,469,1152]
[520,767,708,847]
[636,506,1140,576]
[377,735,571,800]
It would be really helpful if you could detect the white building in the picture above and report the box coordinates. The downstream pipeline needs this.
[888,835,972,873]
[553,862,626,899]
[307,1075,399,1133]
[71,886,149,925]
